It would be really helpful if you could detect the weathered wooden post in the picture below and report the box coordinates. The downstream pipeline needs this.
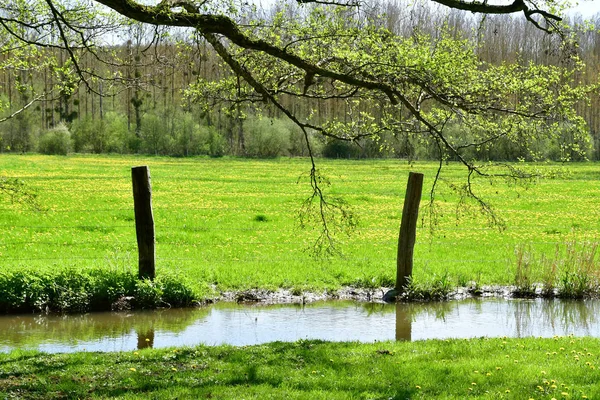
[396,172,423,291]
[384,172,424,302]
[132,166,155,280]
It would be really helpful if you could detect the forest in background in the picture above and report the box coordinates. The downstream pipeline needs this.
[1,0,599,161]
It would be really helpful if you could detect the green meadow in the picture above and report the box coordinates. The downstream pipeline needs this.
[1,337,600,399]
[1,154,599,297]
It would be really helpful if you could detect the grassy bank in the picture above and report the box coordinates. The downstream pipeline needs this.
[1,155,599,300]
[1,337,599,399]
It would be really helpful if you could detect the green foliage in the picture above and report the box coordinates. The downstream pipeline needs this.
[70,114,131,154]
[206,125,226,157]
[402,274,453,301]
[0,109,36,153]
[157,274,197,307]
[134,278,163,309]
[104,112,132,153]
[0,177,40,210]
[190,9,594,164]
[0,269,197,313]
[38,123,71,155]
[556,243,599,298]
[140,113,171,155]
[172,112,203,157]
[322,140,360,159]
[243,117,292,158]
[512,243,600,299]
[134,111,228,157]
[87,269,138,310]
[513,245,537,297]
[71,116,107,153]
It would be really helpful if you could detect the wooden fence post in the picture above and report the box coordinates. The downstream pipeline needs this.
[132,166,155,280]
[396,172,424,293]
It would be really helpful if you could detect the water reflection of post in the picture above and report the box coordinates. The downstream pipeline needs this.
[137,329,155,349]
[395,303,412,342]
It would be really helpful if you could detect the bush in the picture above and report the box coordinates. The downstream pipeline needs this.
[103,112,131,153]
[38,123,71,155]
[322,139,360,159]
[71,114,131,154]
[244,117,291,158]
[172,112,203,156]
[71,117,105,153]
[0,269,198,314]
[207,125,226,157]
[134,279,163,309]
[140,112,173,155]
[157,274,197,307]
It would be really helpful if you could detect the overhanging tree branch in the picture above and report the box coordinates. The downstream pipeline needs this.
[0,94,46,124]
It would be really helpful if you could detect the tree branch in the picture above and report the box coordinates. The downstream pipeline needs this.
[0,94,46,124]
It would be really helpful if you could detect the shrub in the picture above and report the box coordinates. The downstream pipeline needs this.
[88,269,138,311]
[134,279,163,309]
[0,269,198,314]
[71,114,130,154]
[71,117,107,153]
[158,274,197,307]
[244,117,291,158]
[103,112,131,153]
[172,112,203,156]
[38,123,71,155]
[207,125,226,157]
[322,139,360,159]
[140,112,170,155]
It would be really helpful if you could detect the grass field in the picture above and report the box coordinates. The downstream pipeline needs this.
[1,337,600,399]
[1,154,599,297]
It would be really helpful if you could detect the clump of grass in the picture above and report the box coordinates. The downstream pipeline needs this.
[351,274,395,289]
[557,242,599,299]
[513,242,600,299]
[540,249,559,297]
[402,273,452,301]
[513,245,537,297]
[0,269,198,313]
[253,214,268,222]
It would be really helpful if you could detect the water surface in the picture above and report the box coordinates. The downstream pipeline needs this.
[1,298,599,353]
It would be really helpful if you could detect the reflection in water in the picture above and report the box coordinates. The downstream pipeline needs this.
[0,299,599,353]
[395,305,411,341]
[137,329,155,349]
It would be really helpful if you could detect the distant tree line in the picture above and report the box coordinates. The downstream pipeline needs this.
[0,0,598,161]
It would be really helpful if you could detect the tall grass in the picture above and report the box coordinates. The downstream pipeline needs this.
[513,242,600,298]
